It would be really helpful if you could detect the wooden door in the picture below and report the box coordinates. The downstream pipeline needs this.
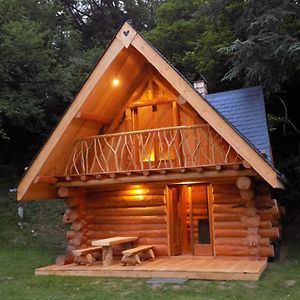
[167,186,182,256]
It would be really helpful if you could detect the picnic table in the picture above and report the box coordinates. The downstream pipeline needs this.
[91,236,138,266]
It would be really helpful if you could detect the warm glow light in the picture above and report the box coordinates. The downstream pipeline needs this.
[143,148,155,162]
[178,181,201,185]
[134,189,145,195]
[112,78,120,86]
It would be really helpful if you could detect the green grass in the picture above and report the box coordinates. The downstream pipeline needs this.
[1,182,300,300]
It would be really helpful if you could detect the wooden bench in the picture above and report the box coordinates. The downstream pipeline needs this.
[121,245,155,266]
[72,246,102,265]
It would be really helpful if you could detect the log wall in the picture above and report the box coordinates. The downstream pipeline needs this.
[212,180,281,259]
[85,186,168,256]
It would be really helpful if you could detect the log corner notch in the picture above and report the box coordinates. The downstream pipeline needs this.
[235,176,279,259]
[55,187,88,265]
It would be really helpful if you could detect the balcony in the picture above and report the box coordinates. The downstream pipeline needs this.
[55,125,243,181]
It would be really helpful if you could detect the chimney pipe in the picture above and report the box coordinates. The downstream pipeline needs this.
[193,74,208,96]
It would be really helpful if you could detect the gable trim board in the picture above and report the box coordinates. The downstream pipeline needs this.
[17,22,283,201]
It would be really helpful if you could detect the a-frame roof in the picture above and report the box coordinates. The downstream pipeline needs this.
[17,22,283,200]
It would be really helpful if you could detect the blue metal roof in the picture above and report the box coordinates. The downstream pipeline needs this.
[205,86,273,163]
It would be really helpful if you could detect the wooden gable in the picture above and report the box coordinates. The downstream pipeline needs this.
[17,22,283,201]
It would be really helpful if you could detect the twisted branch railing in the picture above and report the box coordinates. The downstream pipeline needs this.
[59,125,242,177]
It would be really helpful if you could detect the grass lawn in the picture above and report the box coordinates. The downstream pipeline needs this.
[0,183,300,300]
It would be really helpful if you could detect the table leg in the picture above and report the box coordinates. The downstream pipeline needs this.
[102,246,113,266]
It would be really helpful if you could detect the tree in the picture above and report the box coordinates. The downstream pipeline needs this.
[61,0,164,48]
[0,0,101,172]
[212,0,300,94]
[144,0,238,92]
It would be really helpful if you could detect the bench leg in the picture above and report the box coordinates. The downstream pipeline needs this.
[102,246,113,266]
[148,249,155,259]
[121,254,141,266]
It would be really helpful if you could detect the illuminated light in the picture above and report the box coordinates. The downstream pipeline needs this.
[112,78,120,86]
[143,148,155,162]
[134,189,145,195]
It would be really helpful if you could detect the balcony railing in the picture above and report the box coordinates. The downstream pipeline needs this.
[59,125,242,178]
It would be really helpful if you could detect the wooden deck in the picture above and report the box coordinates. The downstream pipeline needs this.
[35,257,268,281]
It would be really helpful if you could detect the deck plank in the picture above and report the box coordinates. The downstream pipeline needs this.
[35,257,267,281]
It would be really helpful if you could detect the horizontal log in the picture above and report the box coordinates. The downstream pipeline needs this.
[215,237,270,247]
[214,214,243,222]
[215,229,247,238]
[87,229,167,239]
[87,188,165,199]
[87,206,166,217]
[213,184,240,194]
[215,245,274,257]
[86,215,167,224]
[214,221,271,230]
[213,194,243,204]
[215,245,249,256]
[257,207,279,217]
[259,221,272,229]
[258,228,280,239]
[214,221,246,230]
[257,213,273,221]
[86,195,165,208]
[261,245,274,257]
[58,187,84,198]
[148,244,168,256]
[136,237,167,245]
[213,204,246,214]
[87,223,167,231]
[33,175,57,184]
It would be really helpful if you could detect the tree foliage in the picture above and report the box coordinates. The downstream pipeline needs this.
[61,0,163,48]
[0,0,101,169]
[212,0,300,94]
[145,0,237,91]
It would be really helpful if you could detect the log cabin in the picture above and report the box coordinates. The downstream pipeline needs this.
[17,22,284,280]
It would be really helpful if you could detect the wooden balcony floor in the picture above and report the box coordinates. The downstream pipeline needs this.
[35,257,267,281]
